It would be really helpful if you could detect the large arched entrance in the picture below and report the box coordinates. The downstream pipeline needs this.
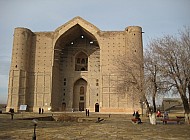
[52,21,100,111]
[73,78,87,111]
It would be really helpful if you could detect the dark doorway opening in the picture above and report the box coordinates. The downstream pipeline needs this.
[79,102,84,111]
[62,103,66,111]
[95,103,99,112]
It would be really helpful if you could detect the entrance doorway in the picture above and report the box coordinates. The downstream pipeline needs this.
[73,78,87,111]
[62,103,66,111]
[95,103,99,112]
[79,102,84,111]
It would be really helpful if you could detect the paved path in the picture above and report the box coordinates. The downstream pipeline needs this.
[0,113,190,140]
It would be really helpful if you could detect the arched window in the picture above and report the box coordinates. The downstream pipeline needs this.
[80,86,84,95]
[75,52,88,71]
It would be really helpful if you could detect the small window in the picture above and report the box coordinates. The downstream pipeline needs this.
[81,59,85,64]
[77,58,80,64]
[81,67,86,71]
[86,58,88,64]
[80,86,84,95]
[80,96,84,101]
[75,52,88,71]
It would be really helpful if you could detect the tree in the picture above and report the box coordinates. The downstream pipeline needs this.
[148,27,190,123]
[144,44,171,113]
[180,27,190,106]
[114,52,145,112]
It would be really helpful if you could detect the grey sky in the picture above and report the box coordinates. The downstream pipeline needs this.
[0,0,190,104]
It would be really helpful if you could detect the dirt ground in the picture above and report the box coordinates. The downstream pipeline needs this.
[0,112,190,140]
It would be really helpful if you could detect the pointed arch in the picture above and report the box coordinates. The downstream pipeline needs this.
[73,78,87,111]
[53,16,100,50]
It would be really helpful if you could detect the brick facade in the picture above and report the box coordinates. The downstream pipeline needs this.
[6,17,144,113]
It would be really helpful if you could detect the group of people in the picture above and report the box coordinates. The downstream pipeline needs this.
[133,110,169,124]
[39,107,44,114]
[86,109,90,116]
[157,110,169,119]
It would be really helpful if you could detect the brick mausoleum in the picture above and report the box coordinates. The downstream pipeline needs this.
[6,17,144,113]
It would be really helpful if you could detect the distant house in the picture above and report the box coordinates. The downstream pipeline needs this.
[162,98,182,111]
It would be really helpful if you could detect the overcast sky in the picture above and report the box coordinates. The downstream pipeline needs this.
[0,0,190,104]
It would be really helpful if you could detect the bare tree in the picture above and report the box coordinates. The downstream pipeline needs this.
[144,47,160,113]
[114,51,145,113]
[180,26,190,106]
[144,44,171,113]
[149,27,190,123]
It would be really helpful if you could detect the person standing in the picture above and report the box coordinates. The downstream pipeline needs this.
[39,108,41,114]
[87,109,90,117]
[163,111,169,119]
[85,109,88,116]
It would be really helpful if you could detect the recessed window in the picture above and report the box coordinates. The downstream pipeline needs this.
[64,82,66,85]
[77,58,80,64]
[80,96,84,101]
[75,52,88,71]
[81,67,86,71]
[80,86,84,95]
[81,59,85,64]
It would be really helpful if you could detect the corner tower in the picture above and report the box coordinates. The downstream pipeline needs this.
[6,28,33,112]
[125,26,144,109]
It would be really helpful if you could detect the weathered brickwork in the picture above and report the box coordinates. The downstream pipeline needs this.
[6,17,144,113]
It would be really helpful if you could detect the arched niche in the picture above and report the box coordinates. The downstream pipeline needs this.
[75,51,88,71]
[73,78,87,111]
